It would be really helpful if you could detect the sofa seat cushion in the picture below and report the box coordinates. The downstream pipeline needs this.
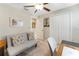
[7,40,37,56]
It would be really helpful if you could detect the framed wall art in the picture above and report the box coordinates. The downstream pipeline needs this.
[43,17,50,27]
[32,18,36,28]
[9,17,23,27]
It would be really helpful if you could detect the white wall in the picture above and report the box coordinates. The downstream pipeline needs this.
[70,5,79,43]
[0,4,31,39]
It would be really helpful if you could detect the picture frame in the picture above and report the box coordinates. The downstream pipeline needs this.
[32,18,36,28]
[9,17,23,27]
[43,17,50,27]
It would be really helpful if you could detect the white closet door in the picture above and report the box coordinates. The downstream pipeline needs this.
[50,12,71,42]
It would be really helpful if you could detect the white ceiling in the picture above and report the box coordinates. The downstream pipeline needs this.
[7,3,77,16]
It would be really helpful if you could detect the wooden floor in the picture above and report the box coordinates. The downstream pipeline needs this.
[26,40,51,56]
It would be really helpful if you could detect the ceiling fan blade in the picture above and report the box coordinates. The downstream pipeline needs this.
[43,7,50,12]
[24,7,28,10]
[34,10,37,14]
[43,3,48,5]
[24,5,34,7]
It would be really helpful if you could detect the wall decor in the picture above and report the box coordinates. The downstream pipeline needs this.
[43,17,50,27]
[32,18,36,28]
[9,17,23,27]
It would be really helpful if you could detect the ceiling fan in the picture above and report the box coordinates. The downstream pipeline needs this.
[24,3,50,14]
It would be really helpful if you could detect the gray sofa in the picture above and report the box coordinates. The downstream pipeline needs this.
[6,32,37,56]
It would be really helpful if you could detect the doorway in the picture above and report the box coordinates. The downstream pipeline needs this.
[34,17,50,41]
[43,17,50,40]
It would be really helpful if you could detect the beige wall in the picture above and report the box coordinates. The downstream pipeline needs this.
[0,4,31,39]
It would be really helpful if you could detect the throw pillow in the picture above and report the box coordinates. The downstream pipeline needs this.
[27,32,35,40]
[10,37,14,46]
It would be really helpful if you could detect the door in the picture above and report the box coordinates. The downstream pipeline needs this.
[35,17,50,40]
[50,12,71,42]
[35,18,44,40]
[43,17,50,40]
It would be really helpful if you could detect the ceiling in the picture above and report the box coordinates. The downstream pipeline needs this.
[7,3,77,16]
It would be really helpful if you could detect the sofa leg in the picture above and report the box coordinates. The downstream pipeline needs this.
[35,44,37,47]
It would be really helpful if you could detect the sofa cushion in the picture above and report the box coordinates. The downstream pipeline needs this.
[11,33,28,46]
[27,32,35,40]
[7,33,28,47]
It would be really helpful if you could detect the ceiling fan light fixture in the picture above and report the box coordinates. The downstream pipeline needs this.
[35,4,43,10]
